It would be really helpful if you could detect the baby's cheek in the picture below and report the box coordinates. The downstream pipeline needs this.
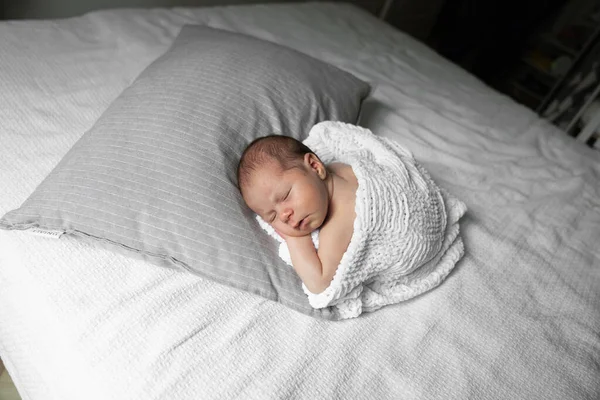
[270,222,282,234]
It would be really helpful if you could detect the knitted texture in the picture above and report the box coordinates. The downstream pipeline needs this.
[258,121,467,318]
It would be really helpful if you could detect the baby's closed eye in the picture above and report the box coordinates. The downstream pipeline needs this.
[281,189,291,202]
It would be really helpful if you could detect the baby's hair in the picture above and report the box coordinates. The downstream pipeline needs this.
[237,135,314,192]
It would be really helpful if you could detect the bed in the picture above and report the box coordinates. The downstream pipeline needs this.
[0,2,599,399]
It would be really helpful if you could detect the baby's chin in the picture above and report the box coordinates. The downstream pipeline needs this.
[277,223,316,238]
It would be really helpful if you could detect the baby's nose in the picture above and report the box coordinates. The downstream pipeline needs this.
[280,209,293,223]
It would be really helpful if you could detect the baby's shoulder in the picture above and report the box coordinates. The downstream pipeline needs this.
[327,162,357,186]
[320,163,357,233]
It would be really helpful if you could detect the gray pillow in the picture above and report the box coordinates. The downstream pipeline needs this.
[0,25,370,319]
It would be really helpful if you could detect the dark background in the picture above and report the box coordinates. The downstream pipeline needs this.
[426,0,568,90]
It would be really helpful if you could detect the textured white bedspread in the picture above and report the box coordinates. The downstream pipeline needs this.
[1,3,599,400]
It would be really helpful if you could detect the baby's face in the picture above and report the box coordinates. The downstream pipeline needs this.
[242,158,329,238]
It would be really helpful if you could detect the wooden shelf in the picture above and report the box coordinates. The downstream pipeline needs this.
[511,81,544,101]
[521,57,558,85]
[541,34,578,56]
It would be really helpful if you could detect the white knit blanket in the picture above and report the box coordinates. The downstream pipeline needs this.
[258,121,467,319]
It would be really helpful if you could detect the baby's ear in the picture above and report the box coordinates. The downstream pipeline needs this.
[304,153,326,180]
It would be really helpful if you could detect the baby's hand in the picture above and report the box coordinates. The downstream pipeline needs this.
[276,228,313,242]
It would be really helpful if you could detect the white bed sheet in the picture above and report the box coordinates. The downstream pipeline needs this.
[0,3,599,400]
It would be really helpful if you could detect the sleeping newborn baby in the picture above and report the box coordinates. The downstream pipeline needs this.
[237,121,466,319]
[238,129,358,295]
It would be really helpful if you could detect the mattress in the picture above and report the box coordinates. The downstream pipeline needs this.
[0,3,599,400]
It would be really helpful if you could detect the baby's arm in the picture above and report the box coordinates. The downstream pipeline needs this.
[285,235,329,293]
[285,200,354,294]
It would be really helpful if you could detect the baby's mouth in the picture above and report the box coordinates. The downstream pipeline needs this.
[299,217,308,230]
[290,218,301,229]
